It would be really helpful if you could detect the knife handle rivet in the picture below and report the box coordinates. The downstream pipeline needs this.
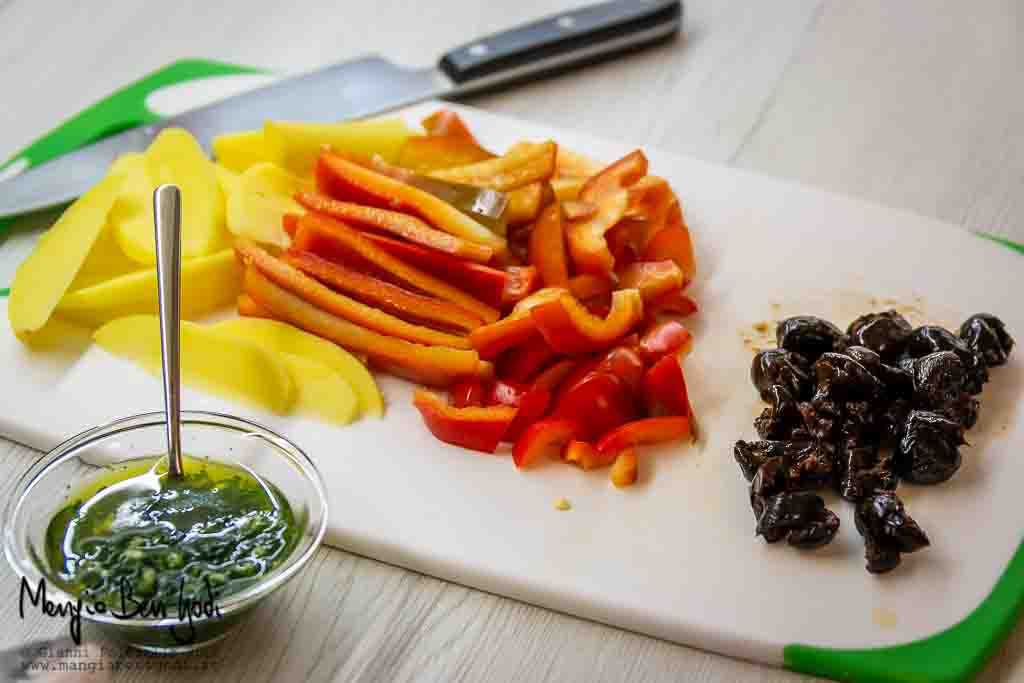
[556,15,576,29]
[468,43,489,58]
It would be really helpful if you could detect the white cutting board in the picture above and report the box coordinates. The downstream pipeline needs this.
[2,101,1023,672]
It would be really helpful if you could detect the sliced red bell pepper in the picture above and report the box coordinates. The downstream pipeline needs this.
[593,346,646,393]
[594,417,691,463]
[528,203,569,287]
[498,335,558,383]
[513,419,585,469]
[641,202,696,285]
[616,260,684,303]
[450,379,487,408]
[531,289,644,354]
[566,273,616,301]
[563,440,600,470]
[413,390,517,453]
[551,371,639,441]
[469,288,567,359]
[641,355,692,417]
[579,150,648,202]
[532,359,581,393]
[646,290,699,319]
[636,320,693,363]
[489,381,552,443]
[503,266,540,306]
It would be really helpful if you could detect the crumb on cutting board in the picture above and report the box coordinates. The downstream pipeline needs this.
[554,497,571,511]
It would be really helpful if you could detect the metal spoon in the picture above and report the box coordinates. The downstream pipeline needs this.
[153,184,184,479]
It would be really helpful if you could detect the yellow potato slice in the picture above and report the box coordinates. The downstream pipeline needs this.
[56,250,240,327]
[210,317,384,417]
[94,315,295,415]
[224,163,311,247]
[115,128,227,264]
[263,118,412,175]
[212,129,278,173]
[9,170,125,335]
[275,353,358,425]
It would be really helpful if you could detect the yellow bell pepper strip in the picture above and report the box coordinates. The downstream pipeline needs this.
[244,267,487,387]
[316,151,506,253]
[531,288,644,354]
[413,390,517,454]
[236,238,471,349]
[429,141,557,192]
[295,191,493,264]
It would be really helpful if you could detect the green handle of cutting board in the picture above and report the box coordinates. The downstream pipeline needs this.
[0,58,263,296]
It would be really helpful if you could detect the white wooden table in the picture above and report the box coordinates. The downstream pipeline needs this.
[1,1,1022,680]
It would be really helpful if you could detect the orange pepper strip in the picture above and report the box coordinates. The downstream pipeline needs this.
[422,109,480,142]
[563,440,601,470]
[531,289,644,354]
[506,182,547,225]
[316,152,506,253]
[295,212,499,323]
[528,204,569,287]
[469,287,568,359]
[295,192,493,264]
[236,239,471,349]
[244,268,486,387]
[429,141,557,192]
[579,150,648,202]
[237,294,273,319]
[513,419,586,469]
[566,273,617,301]
[284,250,484,334]
[593,416,691,465]
[566,190,630,275]
[413,390,517,454]
[642,201,696,285]
[616,260,684,302]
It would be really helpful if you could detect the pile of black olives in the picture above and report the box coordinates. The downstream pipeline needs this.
[735,311,1013,573]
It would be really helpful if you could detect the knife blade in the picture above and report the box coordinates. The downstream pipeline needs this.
[0,0,682,219]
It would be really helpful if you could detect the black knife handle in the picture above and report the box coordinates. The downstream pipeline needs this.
[439,0,683,88]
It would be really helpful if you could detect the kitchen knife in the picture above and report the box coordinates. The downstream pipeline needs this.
[0,0,682,219]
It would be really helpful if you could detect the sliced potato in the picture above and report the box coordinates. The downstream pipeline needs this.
[224,163,311,247]
[94,315,295,414]
[212,129,278,172]
[56,250,240,327]
[210,317,384,417]
[9,170,124,335]
[275,353,357,425]
[264,118,413,175]
[115,128,227,264]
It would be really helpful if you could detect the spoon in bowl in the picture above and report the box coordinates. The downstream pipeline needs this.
[153,184,184,479]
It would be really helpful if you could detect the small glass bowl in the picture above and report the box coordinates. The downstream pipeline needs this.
[3,411,328,653]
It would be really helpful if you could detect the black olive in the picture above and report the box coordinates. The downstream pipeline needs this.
[912,351,965,409]
[776,316,844,362]
[845,346,914,399]
[751,350,812,401]
[755,492,839,549]
[960,314,1014,367]
[896,410,966,484]
[906,326,988,394]
[846,311,912,360]
[754,384,802,440]
[854,492,929,573]
[812,352,886,401]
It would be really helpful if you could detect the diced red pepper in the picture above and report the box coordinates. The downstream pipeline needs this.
[641,355,692,417]
[531,289,644,354]
[594,417,691,463]
[641,202,696,285]
[498,335,557,383]
[552,371,639,441]
[646,289,699,319]
[413,390,517,453]
[636,320,693,363]
[490,382,552,442]
[512,419,585,469]
[531,359,581,393]
[450,379,486,408]
[593,346,646,393]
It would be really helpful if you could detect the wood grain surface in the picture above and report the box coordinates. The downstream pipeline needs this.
[1,1,1022,680]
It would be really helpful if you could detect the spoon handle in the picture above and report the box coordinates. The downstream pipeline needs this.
[153,184,184,479]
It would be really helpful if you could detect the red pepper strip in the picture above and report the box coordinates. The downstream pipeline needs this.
[552,371,639,441]
[531,289,644,354]
[566,273,616,301]
[513,419,585,469]
[450,379,487,408]
[642,202,696,286]
[641,355,692,417]
[283,213,300,237]
[532,359,581,393]
[503,266,540,307]
[636,320,693,364]
[360,232,512,309]
[528,203,569,287]
[498,335,558,383]
[593,346,646,393]
[594,417,691,464]
[646,290,699,319]
[469,287,568,359]
[563,440,600,470]
[616,260,684,303]
[490,382,552,443]
[413,390,517,454]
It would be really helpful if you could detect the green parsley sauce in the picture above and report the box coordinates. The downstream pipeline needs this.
[45,456,297,611]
